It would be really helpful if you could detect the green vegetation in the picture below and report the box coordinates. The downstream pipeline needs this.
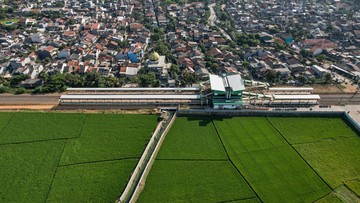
[0,112,158,202]
[0,18,19,24]
[214,117,330,202]
[295,138,360,189]
[0,112,86,144]
[267,117,357,144]
[60,114,157,165]
[141,116,360,202]
[138,160,257,203]
[0,140,65,202]
[157,117,227,160]
[269,117,359,193]
[0,72,127,94]
[346,179,360,195]
[47,159,138,202]
[0,112,14,131]
[315,193,343,203]
[139,117,256,202]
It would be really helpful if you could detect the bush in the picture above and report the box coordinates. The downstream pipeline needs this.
[14,87,26,94]
[0,86,8,93]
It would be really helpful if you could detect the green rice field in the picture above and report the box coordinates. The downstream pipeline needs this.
[0,112,157,202]
[1,112,359,202]
[139,116,360,202]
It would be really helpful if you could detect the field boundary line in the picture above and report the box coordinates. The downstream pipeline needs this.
[265,117,333,190]
[344,184,360,199]
[76,114,87,138]
[211,119,263,203]
[44,140,67,202]
[58,157,139,167]
[0,112,15,135]
[0,137,72,146]
[312,191,333,202]
[216,196,259,203]
[155,158,229,162]
[291,136,356,146]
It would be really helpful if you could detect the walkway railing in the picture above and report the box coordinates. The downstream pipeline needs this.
[117,110,177,203]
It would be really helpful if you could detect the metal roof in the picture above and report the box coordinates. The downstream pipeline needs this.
[273,94,320,100]
[209,74,226,92]
[60,94,201,100]
[269,87,314,91]
[67,87,199,91]
[226,74,245,91]
[209,74,245,92]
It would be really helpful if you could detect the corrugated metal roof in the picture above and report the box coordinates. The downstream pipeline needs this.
[60,94,201,100]
[269,87,314,91]
[67,87,199,91]
[273,94,320,100]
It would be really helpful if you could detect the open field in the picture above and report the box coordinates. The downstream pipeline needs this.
[139,117,258,202]
[0,112,86,144]
[294,137,360,189]
[140,116,359,202]
[269,116,360,195]
[267,117,357,144]
[60,114,157,165]
[0,112,158,202]
[214,117,330,202]
[156,117,227,160]
[0,141,64,202]
[47,159,138,202]
[345,179,360,195]
[138,160,257,203]
[315,193,343,203]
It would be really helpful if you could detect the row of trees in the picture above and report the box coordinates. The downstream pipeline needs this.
[0,72,129,94]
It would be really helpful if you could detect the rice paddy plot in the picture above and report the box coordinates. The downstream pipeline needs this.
[314,193,343,203]
[46,159,138,203]
[345,179,360,195]
[60,114,157,165]
[138,160,256,203]
[267,117,357,144]
[294,137,360,189]
[0,140,65,202]
[0,112,14,132]
[0,112,86,144]
[214,117,331,202]
[156,117,227,160]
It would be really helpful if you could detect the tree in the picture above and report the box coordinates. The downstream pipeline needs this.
[324,73,332,84]
[154,43,170,56]
[14,87,27,94]
[264,70,279,83]
[181,71,198,85]
[300,49,310,58]
[139,73,157,87]
[242,61,250,69]
[297,75,307,84]
[10,74,29,87]
[151,33,163,42]
[169,64,180,79]
[210,63,220,73]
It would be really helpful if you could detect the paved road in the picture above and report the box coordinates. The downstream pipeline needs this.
[0,94,60,105]
[208,3,232,41]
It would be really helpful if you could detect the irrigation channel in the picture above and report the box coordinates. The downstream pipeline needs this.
[117,110,177,203]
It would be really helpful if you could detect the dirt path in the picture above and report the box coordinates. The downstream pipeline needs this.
[0,105,56,110]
